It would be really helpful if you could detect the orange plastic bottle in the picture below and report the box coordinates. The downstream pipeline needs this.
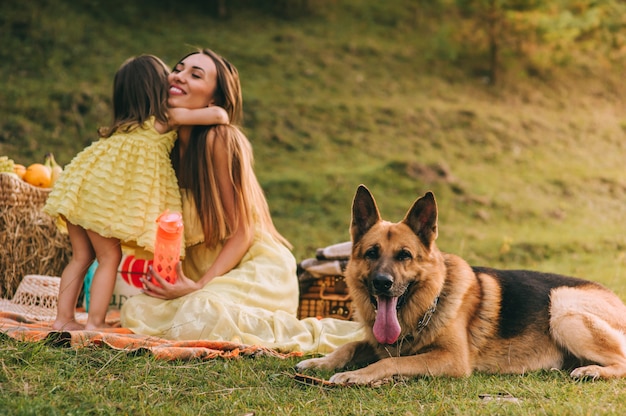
[153,210,184,285]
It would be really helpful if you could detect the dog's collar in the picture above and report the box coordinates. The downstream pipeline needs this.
[417,296,439,334]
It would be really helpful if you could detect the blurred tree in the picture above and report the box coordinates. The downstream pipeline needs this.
[453,0,626,83]
[514,0,626,66]
[455,0,540,84]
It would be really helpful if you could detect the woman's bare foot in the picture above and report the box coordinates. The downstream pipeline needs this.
[52,319,85,331]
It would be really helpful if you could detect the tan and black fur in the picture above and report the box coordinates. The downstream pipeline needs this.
[296,185,626,385]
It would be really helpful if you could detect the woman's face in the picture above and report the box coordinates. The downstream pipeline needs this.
[168,53,217,109]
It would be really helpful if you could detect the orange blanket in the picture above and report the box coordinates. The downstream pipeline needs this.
[0,311,302,361]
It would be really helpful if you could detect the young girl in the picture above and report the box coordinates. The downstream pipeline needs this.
[44,54,229,331]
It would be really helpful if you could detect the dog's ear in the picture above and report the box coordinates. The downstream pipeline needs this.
[403,191,438,248]
[350,185,381,244]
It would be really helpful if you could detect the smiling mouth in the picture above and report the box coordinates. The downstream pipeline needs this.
[169,86,184,95]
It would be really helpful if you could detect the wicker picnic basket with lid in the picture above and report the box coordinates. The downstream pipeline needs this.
[0,173,71,298]
[297,241,354,320]
[298,272,353,320]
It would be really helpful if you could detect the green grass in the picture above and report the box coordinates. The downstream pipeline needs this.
[2,335,626,415]
[1,0,626,414]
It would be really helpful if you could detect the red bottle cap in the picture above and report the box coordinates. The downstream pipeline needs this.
[157,210,183,233]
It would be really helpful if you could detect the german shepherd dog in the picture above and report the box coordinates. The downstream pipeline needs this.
[296,185,626,385]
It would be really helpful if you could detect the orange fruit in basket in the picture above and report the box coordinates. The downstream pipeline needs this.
[23,163,52,188]
[13,164,26,179]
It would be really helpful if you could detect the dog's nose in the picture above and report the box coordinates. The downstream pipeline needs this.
[373,274,393,292]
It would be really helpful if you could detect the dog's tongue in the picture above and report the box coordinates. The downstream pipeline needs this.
[373,296,401,344]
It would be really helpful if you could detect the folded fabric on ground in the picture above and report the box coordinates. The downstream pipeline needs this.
[0,311,302,360]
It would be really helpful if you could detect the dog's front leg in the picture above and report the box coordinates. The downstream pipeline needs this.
[329,348,472,385]
[296,341,379,371]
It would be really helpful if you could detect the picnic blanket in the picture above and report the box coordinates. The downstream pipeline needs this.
[0,310,301,360]
[1,241,358,361]
[0,274,301,360]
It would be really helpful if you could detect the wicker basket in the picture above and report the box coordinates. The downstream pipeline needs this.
[297,273,353,320]
[0,172,51,208]
[0,173,71,299]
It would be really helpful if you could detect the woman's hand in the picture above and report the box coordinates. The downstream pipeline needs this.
[140,263,201,300]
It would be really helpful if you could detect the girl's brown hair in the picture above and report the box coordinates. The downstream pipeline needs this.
[171,48,291,249]
[99,55,170,138]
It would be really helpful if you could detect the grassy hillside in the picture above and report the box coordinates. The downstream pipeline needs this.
[1,0,625,292]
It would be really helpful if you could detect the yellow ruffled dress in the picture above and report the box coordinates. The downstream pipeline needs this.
[44,118,182,254]
[120,190,365,354]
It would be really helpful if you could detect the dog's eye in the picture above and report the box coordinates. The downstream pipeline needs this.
[363,246,379,260]
[396,249,413,261]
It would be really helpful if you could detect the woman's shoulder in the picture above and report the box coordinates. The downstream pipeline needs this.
[203,124,247,145]
[208,124,246,139]
[206,123,240,133]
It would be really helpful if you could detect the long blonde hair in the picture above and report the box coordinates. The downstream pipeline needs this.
[171,49,291,249]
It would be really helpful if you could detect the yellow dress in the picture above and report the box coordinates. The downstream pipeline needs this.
[120,191,366,354]
[44,118,182,254]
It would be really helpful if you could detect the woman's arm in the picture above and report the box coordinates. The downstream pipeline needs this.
[194,127,253,287]
[140,127,253,299]
[168,106,229,127]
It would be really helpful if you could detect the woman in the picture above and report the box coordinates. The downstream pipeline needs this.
[120,49,364,353]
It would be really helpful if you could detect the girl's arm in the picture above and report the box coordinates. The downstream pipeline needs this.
[168,106,229,127]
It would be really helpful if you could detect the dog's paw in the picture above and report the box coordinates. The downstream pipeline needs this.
[296,357,331,371]
[570,365,602,381]
[329,369,380,386]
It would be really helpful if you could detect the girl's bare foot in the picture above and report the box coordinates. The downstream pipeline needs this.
[52,319,85,331]
[84,322,112,331]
